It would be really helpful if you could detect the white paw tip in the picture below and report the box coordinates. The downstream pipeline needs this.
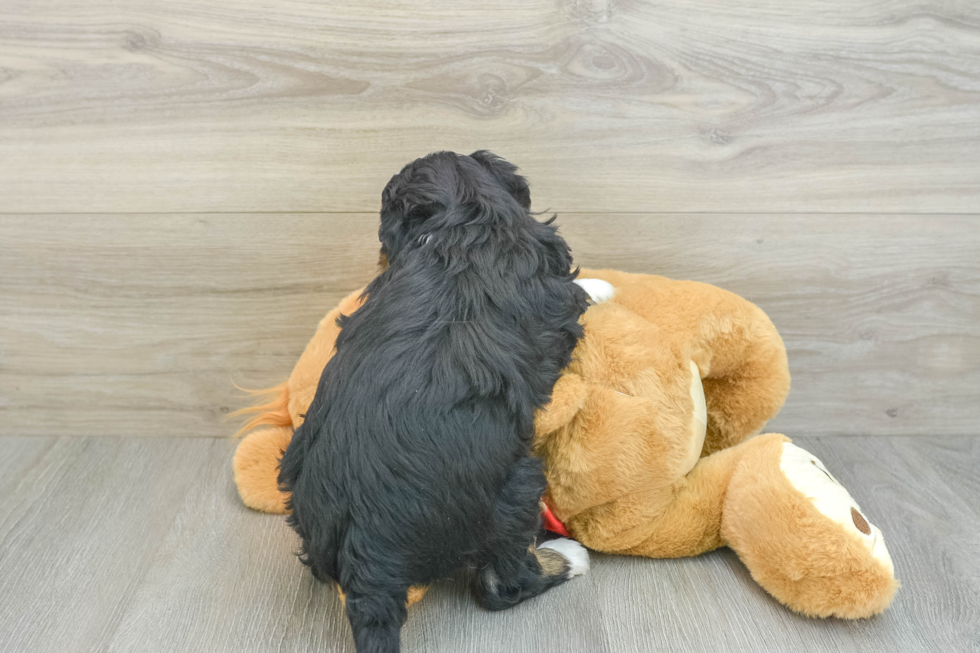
[538,537,590,578]
[574,278,615,304]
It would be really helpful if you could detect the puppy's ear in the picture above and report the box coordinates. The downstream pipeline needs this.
[381,176,443,227]
[379,166,447,262]
[469,150,531,211]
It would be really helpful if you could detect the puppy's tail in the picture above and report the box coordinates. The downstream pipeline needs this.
[228,380,292,438]
[345,588,408,653]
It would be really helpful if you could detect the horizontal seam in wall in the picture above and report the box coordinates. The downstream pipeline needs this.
[1,211,979,217]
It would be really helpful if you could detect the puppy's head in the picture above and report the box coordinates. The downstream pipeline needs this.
[377,151,532,269]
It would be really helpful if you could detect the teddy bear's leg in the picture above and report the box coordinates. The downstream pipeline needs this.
[721,434,898,618]
[572,442,750,558]
[233,426,294,514]
[695,302,791,456]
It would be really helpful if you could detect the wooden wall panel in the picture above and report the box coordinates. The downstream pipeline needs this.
[0,216,379,436]
[1,0,978,213]
[2,214,976,437]
[563,214,980,437]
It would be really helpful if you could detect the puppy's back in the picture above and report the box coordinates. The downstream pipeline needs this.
[282,256,569,578]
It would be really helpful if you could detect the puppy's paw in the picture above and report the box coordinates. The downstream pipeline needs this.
[538,537,590,578]
[574,278,615,305]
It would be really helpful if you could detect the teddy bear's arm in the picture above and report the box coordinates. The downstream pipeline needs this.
[533,374,589,440]
[696,297,791,455]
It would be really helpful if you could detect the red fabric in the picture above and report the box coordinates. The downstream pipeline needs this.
[540,498,571,538]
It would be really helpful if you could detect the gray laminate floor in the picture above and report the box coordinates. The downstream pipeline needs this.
[0,435,976,653]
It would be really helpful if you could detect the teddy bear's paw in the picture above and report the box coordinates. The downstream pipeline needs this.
[574,279,615,305]
[779,442,894,575]
[538,537,591,578]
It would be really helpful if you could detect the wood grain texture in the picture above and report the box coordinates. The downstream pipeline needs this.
[2,214,977,438]
[0,215,381,437]
[1,0,979,213]
[105,441,611,653]
[563,214,980,437]
[0,434,976,652]
[0,437,213,653]
[102,438,360,653]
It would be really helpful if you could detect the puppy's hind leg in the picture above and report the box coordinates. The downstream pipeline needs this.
[478,538,590,612]
[476,457,590,611]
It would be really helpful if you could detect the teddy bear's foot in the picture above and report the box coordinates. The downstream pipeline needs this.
[233,426,293,514]
[778,442,894,575]
[722,434,899,619]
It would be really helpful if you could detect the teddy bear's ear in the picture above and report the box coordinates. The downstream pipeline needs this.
[534,374,589,437]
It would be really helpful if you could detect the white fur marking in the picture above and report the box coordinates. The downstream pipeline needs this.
[574,278,615,304]
[779,442,894,574]
[538,537,590,578]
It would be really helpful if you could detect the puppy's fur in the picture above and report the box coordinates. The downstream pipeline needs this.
[278,151,589,653]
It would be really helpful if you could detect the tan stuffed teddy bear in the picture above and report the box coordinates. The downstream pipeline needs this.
[233,269,898,619]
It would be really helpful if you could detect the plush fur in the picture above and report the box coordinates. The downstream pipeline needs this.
[234,269,899,623]
[275,151,589,652]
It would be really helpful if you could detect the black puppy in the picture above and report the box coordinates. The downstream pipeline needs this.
[278,151,590,653]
